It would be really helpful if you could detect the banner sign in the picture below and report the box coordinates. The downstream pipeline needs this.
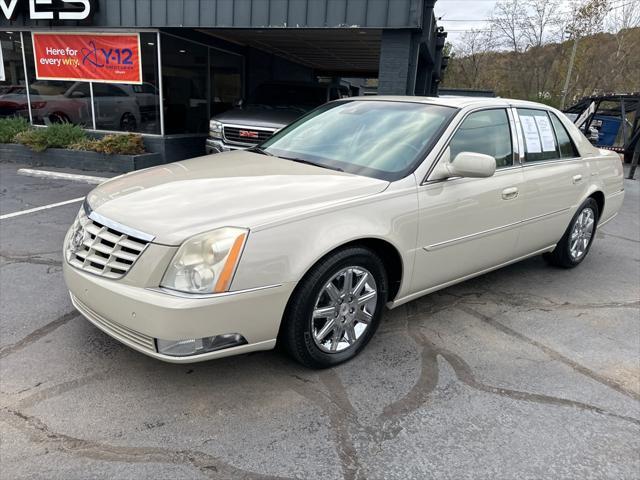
[32,32,142,84]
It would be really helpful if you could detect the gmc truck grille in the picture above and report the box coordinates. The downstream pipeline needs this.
[223,125,275,146]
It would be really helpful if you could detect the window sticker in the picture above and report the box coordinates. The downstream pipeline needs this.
[520,115,542,153]
[534,115,557,152]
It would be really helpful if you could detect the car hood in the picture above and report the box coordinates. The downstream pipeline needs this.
[87,151,389,245]
[212,106,306,129]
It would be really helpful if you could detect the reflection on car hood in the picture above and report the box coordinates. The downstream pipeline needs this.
[212,106,306,130]
[87,151,389,245]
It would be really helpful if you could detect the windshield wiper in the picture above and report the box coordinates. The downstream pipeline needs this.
[279,156,343,172]
[249,146,273,156]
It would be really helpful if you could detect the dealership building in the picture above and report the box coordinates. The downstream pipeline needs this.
[1,0,447,161]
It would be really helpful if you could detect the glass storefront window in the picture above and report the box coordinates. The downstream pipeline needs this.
[210,49,243,117]
[23,36,93,127]
[5,30,245,139]
[161,34,209,134]
[0,31,29,119]
[93,33,161,133]
[21,32,160,133]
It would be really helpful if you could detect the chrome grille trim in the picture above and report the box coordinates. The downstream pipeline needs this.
[71,293,156,353]
[68,212,153,279]
[223,124,276,146]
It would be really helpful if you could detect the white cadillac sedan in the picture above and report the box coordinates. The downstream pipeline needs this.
[63,97,624,368]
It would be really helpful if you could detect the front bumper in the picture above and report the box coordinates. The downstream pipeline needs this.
[205,138,249,154]
[64,261,294,363]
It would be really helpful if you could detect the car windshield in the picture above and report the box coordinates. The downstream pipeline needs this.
[260,100,457,180]
[247,84,327,110]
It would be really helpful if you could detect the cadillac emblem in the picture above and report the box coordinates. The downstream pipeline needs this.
[70,224,88,254]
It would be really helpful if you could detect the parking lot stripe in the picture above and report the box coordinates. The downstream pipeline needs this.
[0,197,84,220]
[17,168,109,185]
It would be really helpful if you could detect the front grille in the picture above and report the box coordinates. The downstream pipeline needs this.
[68,216,150,279]
[71,293,156,353]
[223,125,275,146]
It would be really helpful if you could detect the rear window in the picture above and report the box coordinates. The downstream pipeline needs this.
[550,112,579,158]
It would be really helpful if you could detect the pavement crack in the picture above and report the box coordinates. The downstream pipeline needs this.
[0,253,63,267]
[379,317,640,427]
[282,366,365,480]
[0,407,291,480]
[600,231,640,244]
[11,371,115,411]
[457,304,640,402]
[0,311,79,360]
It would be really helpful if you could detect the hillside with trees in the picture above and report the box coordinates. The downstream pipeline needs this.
[441,0,640,108]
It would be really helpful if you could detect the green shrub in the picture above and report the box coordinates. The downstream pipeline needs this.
[40,123,87,149]
[13,122,145,156]
[16,122,88,152]
[0,116,30,143]
[91,133,146,155]
[15,129,49,152]
[69,137,100,151]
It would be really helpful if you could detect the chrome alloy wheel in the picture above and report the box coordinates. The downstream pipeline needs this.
[569,207,595,260]
[311,267,378,353]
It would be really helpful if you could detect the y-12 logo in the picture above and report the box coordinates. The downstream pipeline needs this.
[81,41,134,68]
[1,0,92,21]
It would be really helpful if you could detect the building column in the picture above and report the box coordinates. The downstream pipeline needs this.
[377,30,420,95]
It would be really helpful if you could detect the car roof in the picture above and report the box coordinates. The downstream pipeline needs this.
[350,95,552,110]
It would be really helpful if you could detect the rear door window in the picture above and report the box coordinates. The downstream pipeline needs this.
[517,109,560,162]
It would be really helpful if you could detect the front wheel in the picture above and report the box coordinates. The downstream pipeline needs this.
[544,198,599,268]
[281,247,387,368]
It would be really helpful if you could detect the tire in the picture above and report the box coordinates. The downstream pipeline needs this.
[280,247,388,369]
[49,112,71,124]
[544,198,599,268]
[120,112,137,131]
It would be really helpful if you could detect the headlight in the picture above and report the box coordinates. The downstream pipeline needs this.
[160,227,248,294]
[209,120,223,139]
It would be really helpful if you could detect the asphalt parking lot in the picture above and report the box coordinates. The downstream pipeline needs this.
[1,162,638,480]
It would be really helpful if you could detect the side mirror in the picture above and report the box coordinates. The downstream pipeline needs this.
[431,149,496,180]
[70,90,86,98]
[233,98,244,108]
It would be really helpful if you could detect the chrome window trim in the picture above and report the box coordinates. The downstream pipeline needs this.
[150,283,283,299]
[421,106,519,185]
[521,157,584,168]
[88,211,156,243]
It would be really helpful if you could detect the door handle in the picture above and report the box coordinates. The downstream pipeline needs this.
[572,174,583,184]
[501,187,519,200]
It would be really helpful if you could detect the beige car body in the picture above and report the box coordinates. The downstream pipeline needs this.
[63,96,625,363]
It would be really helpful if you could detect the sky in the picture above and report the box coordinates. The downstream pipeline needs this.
[434,0,499,43]
[435,0,639,44]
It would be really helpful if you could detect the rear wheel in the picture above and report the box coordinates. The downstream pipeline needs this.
[281,247,387,368]
[544,198,599,268]
[120,112,137,131]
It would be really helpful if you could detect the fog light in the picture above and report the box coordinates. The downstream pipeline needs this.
[156,333,247,357]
